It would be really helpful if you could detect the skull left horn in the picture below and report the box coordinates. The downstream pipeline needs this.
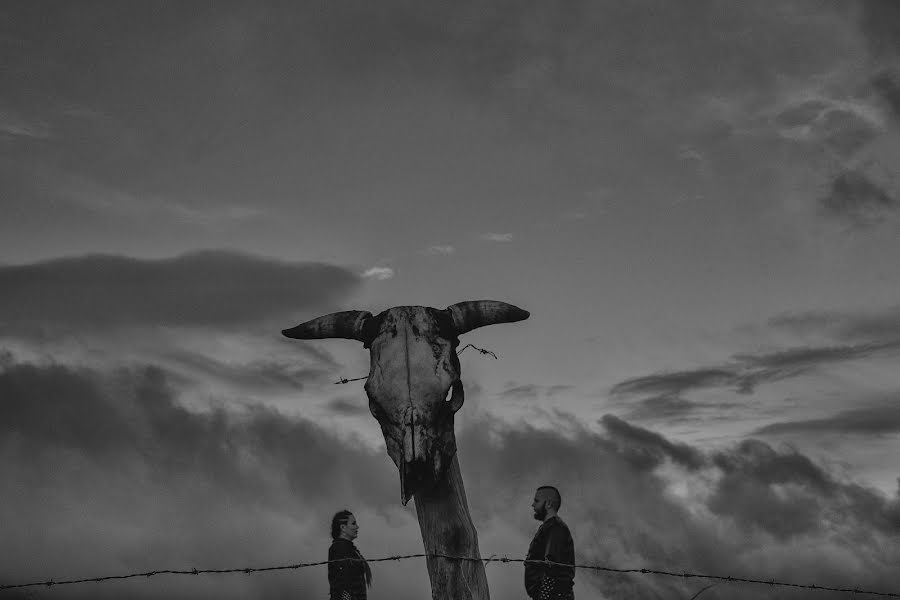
[281,310,372,341]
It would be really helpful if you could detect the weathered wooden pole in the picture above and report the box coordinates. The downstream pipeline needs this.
[414,454,489,600]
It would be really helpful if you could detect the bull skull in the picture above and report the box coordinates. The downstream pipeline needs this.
[282,300,529,504]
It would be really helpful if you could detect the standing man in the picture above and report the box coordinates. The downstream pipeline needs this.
[525,486,575,600]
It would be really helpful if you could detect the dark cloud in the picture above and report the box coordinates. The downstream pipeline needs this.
[600,414,706,471]
[819,169,899,227]
[732,340,899,371]
[713,438,835,493]
[819,109,883,156]
[498,383,574,400]
[773,99,883,157]
[4,356,900,599]
[610,368,740,398]
[610,364,764,401]
[872,68,900,119]
[499,383,541,399]
[769,305,900,344]
[326,396,370,417]
[623,394,712,420]
[859,0,900,60]
[859,3,900,121]
[754,403,900,436]
[0,250,360,337]
[159,347,335,392]
[613,305,900,425]
[458,413,900,599]
[707,439,834,539]
[611,338,900,410]
[0,360,397,511]
[0,357,398,599]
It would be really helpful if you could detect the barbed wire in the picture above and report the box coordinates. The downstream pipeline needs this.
[334,344,497,384]
[457,344,498,359]
[2,553,898,597]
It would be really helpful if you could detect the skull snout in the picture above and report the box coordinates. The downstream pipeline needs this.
[400,454,441,505]
[392,408,456,504]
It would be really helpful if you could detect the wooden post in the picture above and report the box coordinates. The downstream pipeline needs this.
[414,453,490,600]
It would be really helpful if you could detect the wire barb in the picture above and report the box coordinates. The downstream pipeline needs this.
[457,344,498,359]
[333,375,367,385]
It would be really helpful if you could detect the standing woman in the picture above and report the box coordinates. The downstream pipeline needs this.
[328,510,372,600]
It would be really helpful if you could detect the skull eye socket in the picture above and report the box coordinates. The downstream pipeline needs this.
[444,380,464,413]
[435,311,458,344]
[361,315,382,349]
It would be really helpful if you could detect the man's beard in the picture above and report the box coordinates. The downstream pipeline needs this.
[533,506,547,521]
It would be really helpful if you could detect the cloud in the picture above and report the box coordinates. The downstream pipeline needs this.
[499,383,540,399]
[611,341,900,408]
[362,266,395,280]
[0,358,401,599]
[546,384,574,397]
[498,382,574,400]
[600,414,706,471]
[153,347,335,393]
[611,368,740,398]
[819,169,899,227]
[425,245,455,255]
[859,0,900,61]
[459,413,900,599]
[706,438,839,540]
[754,402,900,436]
[872,68,900,119]
[769,304,900,343]
[480,232,513,243]
[622,395,713,420]
[732,341,900,372]
[327,396,370,416]
[0,109,51,140]
[0,250,361,337]
[3,355,900,599]
[615,304,900,421]
[676,145,712,178]
[770,90,888,153]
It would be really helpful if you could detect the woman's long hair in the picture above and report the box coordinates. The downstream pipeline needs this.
[330,510,372,587]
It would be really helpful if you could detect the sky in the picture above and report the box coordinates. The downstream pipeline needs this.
[2,1,900,599]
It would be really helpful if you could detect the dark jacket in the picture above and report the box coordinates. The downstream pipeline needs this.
[525,516,575,599]
[328,538,369,600]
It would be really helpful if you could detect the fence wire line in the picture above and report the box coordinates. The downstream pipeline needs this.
[2,554,898,597]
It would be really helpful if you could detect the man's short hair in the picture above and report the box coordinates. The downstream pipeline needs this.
[537,485,561,510]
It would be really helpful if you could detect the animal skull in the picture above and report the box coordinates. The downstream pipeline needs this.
[282,300,529,503]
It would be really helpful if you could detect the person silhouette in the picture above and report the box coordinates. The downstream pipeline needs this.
[525,486,575,599]
[328,510,372,600]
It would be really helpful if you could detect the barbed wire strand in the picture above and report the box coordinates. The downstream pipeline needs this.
[334,343,497,384]
[2,554,898,597]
